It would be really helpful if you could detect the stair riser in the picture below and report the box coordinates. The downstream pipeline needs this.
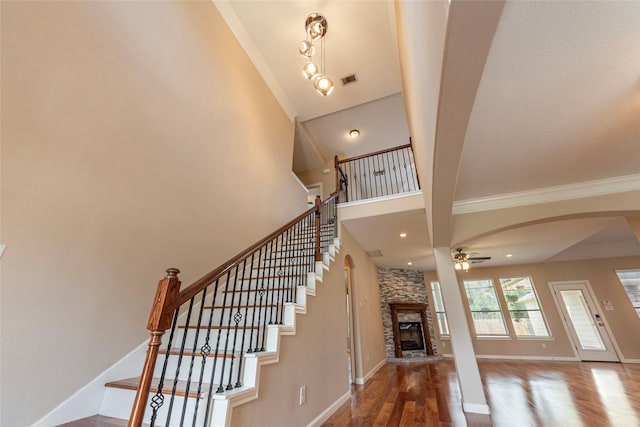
[100,388,206,427]
[214,288,299,307]
[153,353,242,386]
[170,327,269,356]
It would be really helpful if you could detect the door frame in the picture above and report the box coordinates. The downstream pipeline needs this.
[548,280,622,361]
[344,260,357,384]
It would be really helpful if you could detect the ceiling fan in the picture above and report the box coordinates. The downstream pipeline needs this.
[453,248,491,271]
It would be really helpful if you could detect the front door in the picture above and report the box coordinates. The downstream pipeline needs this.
[550,281,619,362]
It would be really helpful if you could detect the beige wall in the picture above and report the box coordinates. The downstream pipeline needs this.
[0,2,307,425]
[425,256,640,360]
[297,160,337,200]
[232,224,386,425]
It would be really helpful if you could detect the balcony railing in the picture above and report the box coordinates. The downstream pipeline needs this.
[335,142,420,203]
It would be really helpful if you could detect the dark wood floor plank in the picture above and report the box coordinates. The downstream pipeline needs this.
[322,359,640,427]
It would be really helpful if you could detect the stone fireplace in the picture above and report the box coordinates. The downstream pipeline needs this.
[378,268,436,358]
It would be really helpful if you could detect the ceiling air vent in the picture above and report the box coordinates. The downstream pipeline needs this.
[366,249,383,258]
[341,74,357,85]
[373,170,385,177]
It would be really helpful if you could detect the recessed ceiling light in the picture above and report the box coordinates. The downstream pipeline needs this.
[399,233,407,238]
[506,254,513,258]
[407,261,413,266]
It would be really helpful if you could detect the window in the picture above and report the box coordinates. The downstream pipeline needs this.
[615,269,640,318]
[499,277,550,337]
[463,279,508,336]
[430,282,449,336]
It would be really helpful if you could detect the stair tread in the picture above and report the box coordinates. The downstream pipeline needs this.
[105,377,210,399]
[178,324,260,330]
[162,347,235,358]
[58,415,135,427]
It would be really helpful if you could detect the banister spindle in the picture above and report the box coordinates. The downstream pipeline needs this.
[314,195,321,262]
[129,268,181,427]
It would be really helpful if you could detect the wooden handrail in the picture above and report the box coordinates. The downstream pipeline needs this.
[177,194,338,306]
[336,143,412,165]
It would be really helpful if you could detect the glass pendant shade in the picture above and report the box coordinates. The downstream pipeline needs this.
[462,261,470,271]
[305,13,327,41]
[298,40,315,58]
[302,62,319,80]
[455,262,462,270]
[313,74,334,96]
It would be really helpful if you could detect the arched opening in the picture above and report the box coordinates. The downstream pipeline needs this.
[344,255,357,384]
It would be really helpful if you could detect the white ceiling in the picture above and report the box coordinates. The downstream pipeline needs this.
[217,0,640,272]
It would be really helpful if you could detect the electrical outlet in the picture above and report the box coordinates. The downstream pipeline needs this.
[442,341,446,348]
[299,385,306,406]
[541,343,547,349]
[367,353,370,361]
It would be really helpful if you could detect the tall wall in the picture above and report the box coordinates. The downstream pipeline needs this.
[231,224,386,424]
[424,256,640,360]
[0,2,308,425]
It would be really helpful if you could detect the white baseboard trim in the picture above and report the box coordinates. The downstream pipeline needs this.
[475,354,578,361]
[354,357,386,385]
[32,339,149,427]
[621,358,640,363]
[462,402,491,415]
[306,390,351,427]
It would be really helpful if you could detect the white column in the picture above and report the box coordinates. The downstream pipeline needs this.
[433,247,489,414]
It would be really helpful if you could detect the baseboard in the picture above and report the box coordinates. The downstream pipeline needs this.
[354,357,386,385]
[32,340,149,427]
[475,354,578,361]
[462,402,491,415]
[306,390,351,427]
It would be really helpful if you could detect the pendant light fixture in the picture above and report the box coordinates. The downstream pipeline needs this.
[298,13,334,96]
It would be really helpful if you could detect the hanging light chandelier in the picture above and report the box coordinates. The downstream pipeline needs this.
[298,13,334,96]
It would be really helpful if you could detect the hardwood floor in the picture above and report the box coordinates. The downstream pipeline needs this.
[322,359,640,427]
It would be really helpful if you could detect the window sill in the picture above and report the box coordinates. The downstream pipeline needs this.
[515,336,554,341]
[476,336,511,340]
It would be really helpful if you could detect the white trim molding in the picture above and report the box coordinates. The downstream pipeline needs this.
[354,358,386,385]
[462,402,491,415]
[475,354,578,362]
[453,174,640,214]
[306,390,352,427]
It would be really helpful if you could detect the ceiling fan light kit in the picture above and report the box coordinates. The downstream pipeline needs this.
[453,248,491,271]
[298,13,334,96]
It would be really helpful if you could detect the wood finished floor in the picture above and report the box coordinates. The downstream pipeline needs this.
[322,359,640,427]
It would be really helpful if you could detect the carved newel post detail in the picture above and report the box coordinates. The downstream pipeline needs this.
[129,268,181,427]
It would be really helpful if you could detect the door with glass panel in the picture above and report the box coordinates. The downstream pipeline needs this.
[550,282,619,362]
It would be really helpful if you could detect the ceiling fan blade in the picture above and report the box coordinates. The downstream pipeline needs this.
[468,256,491,261]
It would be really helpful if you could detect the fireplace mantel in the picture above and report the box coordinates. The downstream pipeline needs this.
[389,301,433,357]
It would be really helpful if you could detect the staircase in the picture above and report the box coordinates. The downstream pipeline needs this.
[92,195,339,427]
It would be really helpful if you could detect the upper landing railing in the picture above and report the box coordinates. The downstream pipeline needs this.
[335,141,420,203]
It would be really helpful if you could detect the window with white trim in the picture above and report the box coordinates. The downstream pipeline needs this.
[498,277,550,337]
[615,269,640,318]
[430,282,449,336]
[463,279,508,336]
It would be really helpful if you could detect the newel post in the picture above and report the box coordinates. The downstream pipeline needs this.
[409,136,421,190]
[129,268,181,427]
[314,195,322,262]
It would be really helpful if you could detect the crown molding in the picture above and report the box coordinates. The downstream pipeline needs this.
[452,174,640,215]
[213,1,297,122]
